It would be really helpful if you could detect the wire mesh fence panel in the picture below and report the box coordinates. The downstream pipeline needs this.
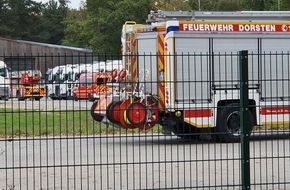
[0,53,289,190]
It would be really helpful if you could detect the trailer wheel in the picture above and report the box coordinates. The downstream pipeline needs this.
[90,101,104,122]
[88,94,94,102]
[16,91,25,101]
[73,93,78,101]
[216,103,254,143]
[50,96,58,100]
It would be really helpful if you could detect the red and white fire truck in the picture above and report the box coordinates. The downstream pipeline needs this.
[12,70,46,101]
[92,11,290,142]
[73,71,113,101]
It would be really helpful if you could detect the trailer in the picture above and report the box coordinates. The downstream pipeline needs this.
[92,11,290,142]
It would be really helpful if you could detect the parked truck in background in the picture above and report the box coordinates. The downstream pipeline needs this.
[46,64,78,100]
[14,70,46,101]
[0,61,10,101]
[92,11,290,142]
[73,71,112,101]
[46,61,110,100]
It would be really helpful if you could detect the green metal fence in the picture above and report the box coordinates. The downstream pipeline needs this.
[0,52,289,189]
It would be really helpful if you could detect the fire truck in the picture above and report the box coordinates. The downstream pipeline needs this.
[46,64,80,100]
[73,71,113,101]
[14,70,46,101]
[92,11,290,142]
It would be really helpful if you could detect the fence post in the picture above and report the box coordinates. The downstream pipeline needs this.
[239,50,250,190]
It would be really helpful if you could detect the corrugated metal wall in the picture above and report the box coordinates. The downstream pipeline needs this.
[0,38,94,74]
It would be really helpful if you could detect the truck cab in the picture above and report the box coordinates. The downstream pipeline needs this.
[0,61,10,101]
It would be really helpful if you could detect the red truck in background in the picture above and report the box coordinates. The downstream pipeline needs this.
[73,71,112,101]
[13,70,47,101]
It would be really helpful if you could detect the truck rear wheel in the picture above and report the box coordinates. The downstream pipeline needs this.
[216,103,254,143]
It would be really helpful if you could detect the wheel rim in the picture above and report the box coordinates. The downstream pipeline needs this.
[119,99,138,129]
[226,111,241,136]
[126,102,147,125]
[138,97,159,130]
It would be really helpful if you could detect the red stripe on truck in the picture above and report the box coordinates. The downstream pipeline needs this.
[260,106,290,115]
[184,109,212,118]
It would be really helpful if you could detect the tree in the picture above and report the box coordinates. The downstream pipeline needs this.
[0,0,10,37]
[64,0,165,53]
[0,0,43,40]
[216,0,242,11]
[151,0,191,10]
[0,0,70,44]
[37,0,69,44]
[97,0,151,55]
[242,0,276,11]
[62,9,91,48]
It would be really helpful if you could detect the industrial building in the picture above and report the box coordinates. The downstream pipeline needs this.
[0,37,94,74]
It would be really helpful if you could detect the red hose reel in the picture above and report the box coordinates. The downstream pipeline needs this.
[105,96,159,130]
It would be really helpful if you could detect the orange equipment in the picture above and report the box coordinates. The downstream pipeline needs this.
[16,70,46,101]
[73,72,112,101]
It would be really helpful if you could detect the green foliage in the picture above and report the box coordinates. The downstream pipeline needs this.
[0,0,68,44]
[62,9,91,48]
[1,0,289,54]
[37,0,69,44]
[79,0,151,54]
[0,0,43,40]
[151,0,191,10]
[216,0,242,11]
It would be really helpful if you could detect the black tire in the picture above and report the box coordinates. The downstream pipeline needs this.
[172,121,199,140]
[216,103,254,143]
[107,101,122,124]
[88,94,95,102]
[50,96,58,100]
[90,101,104,122]
[73,93,78,101]
[16,91,24,101]
[106,101,116,123]
[34,97,41,101]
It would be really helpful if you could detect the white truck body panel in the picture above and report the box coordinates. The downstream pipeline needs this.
[165,24,290,126]
[136,33,159,95]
